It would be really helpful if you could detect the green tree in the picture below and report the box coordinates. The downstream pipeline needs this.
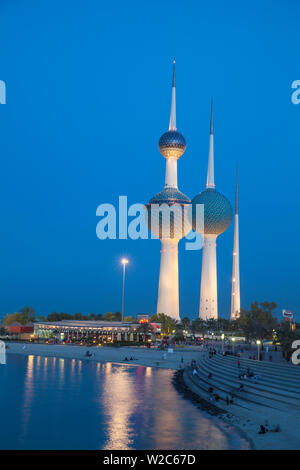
[150,313,177,335]
[137,322,154,344]
[47,312,60,322]
[190,318,206,334]
[180,317,191,330]
[237,301,278,341]
[74,313,83,320]
[4,306,36,325]
[277,323,300,361]
[124,316,138,322]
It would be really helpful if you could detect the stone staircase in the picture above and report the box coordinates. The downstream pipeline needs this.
[183,353,300,449]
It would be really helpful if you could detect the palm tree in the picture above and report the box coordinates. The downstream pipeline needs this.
[181,317,191,330]
[137,322,154,344]
[150,313,177,335]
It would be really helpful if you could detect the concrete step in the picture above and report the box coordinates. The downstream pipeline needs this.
[216,353,300,376]
[208,355,300,390]
[194,363,300,411]
[186,369,261,413]
[200,356,300,403]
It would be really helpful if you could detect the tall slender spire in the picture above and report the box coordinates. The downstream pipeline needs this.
[210,97,213,134]
[231,168,240,320]
[169,59,176,131]
[206,98,215,189]
[235,167,239,214]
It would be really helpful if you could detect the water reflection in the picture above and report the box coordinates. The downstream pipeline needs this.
[102,364,138,449]
[0,356,249,450]
[20,355,35,442]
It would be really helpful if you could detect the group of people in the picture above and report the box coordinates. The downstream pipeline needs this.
[237,364,261,383]
[123,356,137,361]
[85,350,95,358]
[208,386,220,403]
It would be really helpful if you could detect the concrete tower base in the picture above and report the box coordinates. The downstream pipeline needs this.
[199,234,218,319]
[157,238,180,320]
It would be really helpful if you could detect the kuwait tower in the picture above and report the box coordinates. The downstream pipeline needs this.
[191,101,232,319]
[230,170,240,320]
[146,60,191,320]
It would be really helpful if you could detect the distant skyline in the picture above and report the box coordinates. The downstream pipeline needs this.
[0,0,299,320]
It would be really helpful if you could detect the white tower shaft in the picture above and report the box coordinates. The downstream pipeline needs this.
[165,157,178,188]
[157,59,180,320]
[231,173,240,320]
[157,239,180,319]
[199,100,218,319]
[199,234,218,319]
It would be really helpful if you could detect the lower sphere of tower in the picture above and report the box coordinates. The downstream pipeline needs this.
[190,188,233,235]
[146,187,191,239]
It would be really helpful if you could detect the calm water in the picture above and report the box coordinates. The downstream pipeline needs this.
[0,354,249,450]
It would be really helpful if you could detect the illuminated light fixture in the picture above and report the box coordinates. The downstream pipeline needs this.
[121,258,129,321]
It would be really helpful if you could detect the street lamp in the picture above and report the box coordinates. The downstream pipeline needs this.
[121,258,129,322]
[231,337,235,354]
[256,340,261,361]
[221,333,225,355]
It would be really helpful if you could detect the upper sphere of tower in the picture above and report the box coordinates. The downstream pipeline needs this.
[191,188,233,235]
[158,130,186,159]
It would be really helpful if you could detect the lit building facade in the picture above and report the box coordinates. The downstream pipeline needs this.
[34,320,161,343]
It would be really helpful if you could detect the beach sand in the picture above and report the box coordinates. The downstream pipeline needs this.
[5,341,197,369]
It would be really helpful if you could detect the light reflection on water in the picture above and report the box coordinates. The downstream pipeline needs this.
[0,355,249,450]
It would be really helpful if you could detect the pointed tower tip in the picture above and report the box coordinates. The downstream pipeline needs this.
[235,167,239,214]
[206,98,215,189]
[172,59,176,87]
[210,97,213,134]
[168,59,177,130]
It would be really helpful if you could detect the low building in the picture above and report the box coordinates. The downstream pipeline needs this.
[34,320,161,343]
[6,322,34,335]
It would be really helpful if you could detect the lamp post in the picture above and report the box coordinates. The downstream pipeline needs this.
[256,340,261,361]
[221,333,225,355]
[231,337,235,354]
[121,258,129,322]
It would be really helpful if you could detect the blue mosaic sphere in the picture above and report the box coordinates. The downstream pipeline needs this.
[158,130,186,159]
[146,187,191,239]
[191,188,233,235]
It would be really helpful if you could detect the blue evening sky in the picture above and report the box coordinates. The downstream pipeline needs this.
[0,0,299,320]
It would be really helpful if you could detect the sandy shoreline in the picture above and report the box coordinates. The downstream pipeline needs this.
[5,341,201,369]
